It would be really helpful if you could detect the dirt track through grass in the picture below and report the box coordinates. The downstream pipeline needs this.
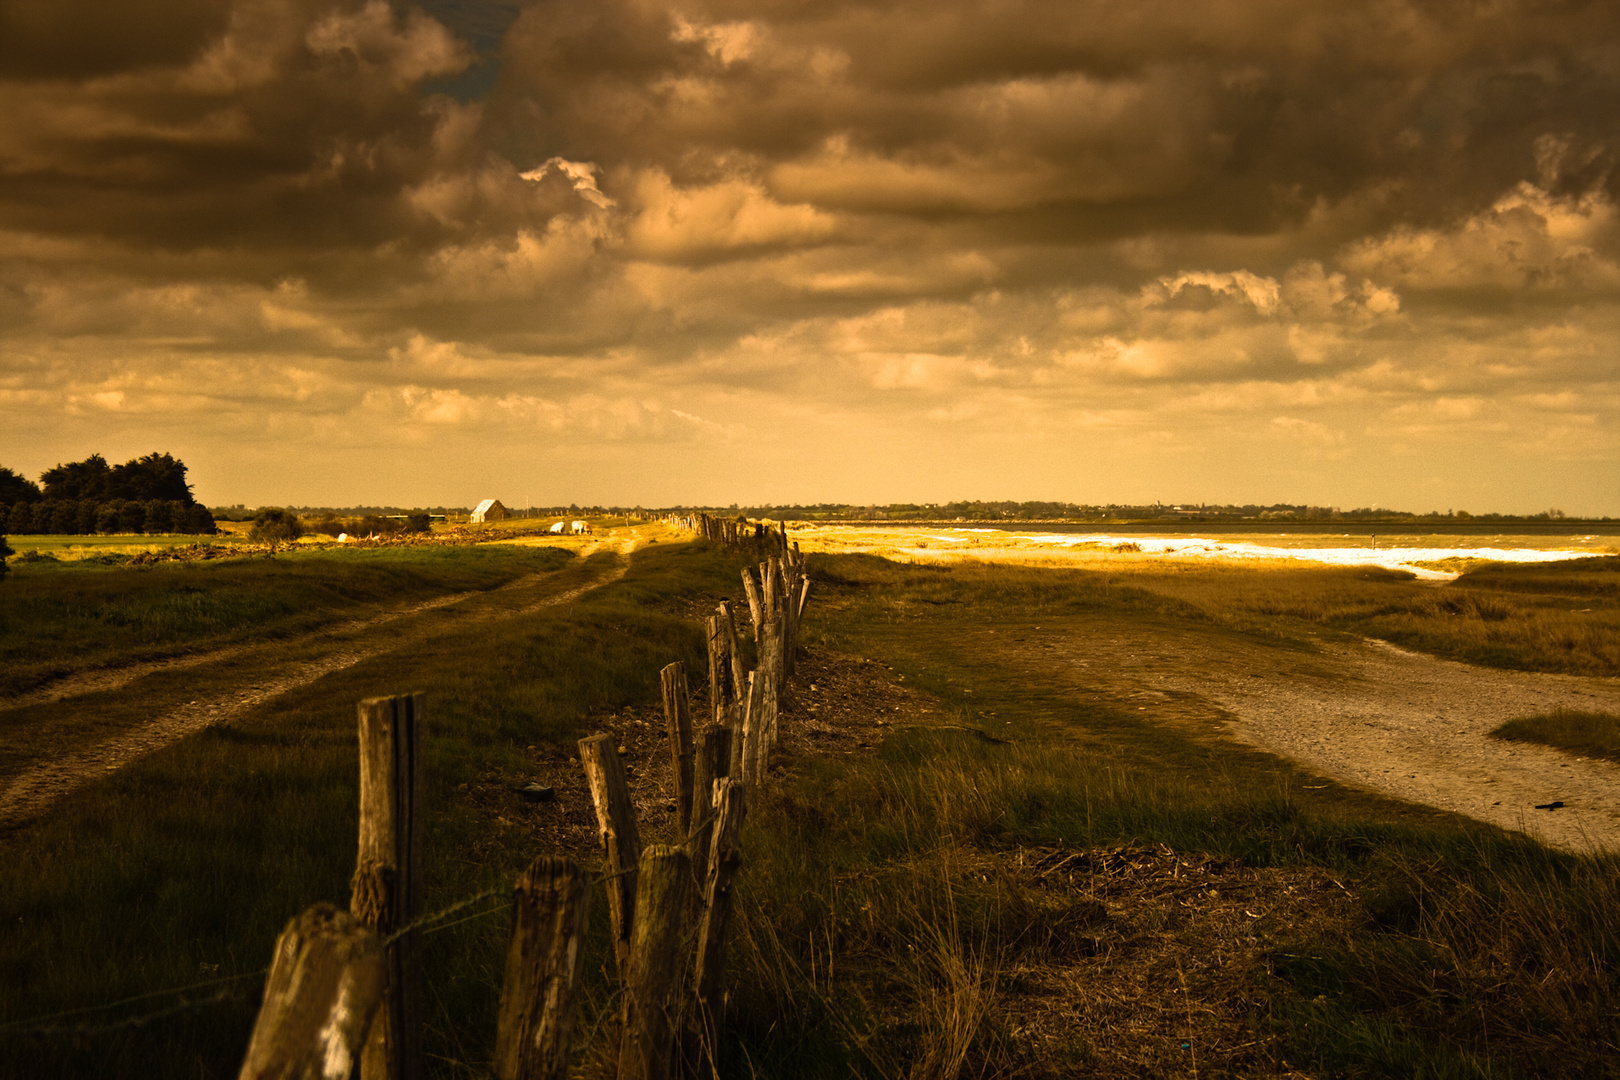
[981,620,1620,852]
[0,542,634,834]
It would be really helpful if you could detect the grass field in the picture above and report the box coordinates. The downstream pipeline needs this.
[1491,709,1620,765]
[0,535,1616,1078]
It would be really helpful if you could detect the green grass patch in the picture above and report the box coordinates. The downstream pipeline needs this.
[1490,709,1620,764]
[0,543,576,698]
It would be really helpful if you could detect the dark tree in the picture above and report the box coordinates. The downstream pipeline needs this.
[109,453,194,503]
[0,467,40,504]
[0,532,11,581]
[404,512,430,533]
[40,454,112,500]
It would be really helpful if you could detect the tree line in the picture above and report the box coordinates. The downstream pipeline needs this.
[0,453,215,536]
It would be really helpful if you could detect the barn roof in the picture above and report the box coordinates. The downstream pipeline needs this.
[473,498,502,514]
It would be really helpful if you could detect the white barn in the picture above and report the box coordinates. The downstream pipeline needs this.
[470,499,511,523]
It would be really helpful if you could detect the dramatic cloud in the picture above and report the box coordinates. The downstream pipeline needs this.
[1,0,1615,511]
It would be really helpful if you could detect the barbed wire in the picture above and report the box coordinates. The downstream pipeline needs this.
[1,814,728,1044]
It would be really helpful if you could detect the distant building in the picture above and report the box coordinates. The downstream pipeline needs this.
[470,499,511,523]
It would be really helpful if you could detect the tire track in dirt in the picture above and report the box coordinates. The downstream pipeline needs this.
[0,547,633,833]
[993,625,1620,853]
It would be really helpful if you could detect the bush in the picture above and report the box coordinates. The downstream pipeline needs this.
[0,533,11,581]
[180,504,217,535]
[248,507,304,543]
[405,512,431,534]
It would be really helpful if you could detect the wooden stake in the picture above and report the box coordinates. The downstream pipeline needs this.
[617,845,693,1080]
[660,663,695,833]
[736,673,763,788]
[238,903,385,1080]
[494,857,592,1080]
[689,779,749,1075]
[578,733,642,975]
[688,724,731,888]
[740,568,763,642]
[717,602,746,731]
[352,693,425,1080]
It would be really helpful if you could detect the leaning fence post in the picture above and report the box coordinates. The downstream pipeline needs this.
[494,857,592,1080]
[688,779,749,1077]
[660,663,695,833]
[617,845,693,1080]
[352,693,425,1080]
[238,903,385,1080]
[579,733,642,975]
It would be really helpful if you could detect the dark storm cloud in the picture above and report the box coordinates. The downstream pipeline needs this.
[0,0,1615,511]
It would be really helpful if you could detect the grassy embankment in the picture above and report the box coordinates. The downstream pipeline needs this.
[2,541,1617,1077]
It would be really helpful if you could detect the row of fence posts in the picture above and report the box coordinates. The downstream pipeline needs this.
[235,542,811,1080]
[663,512,797,559]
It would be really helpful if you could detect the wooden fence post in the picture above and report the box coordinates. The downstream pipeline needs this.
[579,733,642,975]
[740,568,763,643]
[617,845,693,1080]
[705,615,727,729]
[737,672,767,788]
[660,663,695,833]
[688,724,731,891]
[718,602,747,731]
[352,693,425,1080]
[238,903,385,1080]
[494,857,592,1080]
[688,779,749,1077]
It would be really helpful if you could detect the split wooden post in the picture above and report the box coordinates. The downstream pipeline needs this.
[688,779,749,1076]
[705,615,728,729]
[238,903,385,1080]
[736,672,767,788]
[352,693,425,1080]
[688,724,732,889]
[739,568,763,643]
[579,733,642,975]
[718,602,747,730]
[494,857,592,1080]
[617,845,693,1080]
[660,663,695,833]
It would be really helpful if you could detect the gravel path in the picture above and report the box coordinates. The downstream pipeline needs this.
[1018,626,1620,853]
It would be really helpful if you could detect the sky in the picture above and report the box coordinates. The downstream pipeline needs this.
[1,0,1617,513]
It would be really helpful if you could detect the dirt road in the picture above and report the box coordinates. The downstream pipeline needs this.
[0,542,634,833]
[988,623,1620,853]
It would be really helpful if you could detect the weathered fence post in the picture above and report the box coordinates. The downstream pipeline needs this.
[740,568,763,644]
[352,693,425,1080]
[617,845,693,1080]
[660,663,695,833]
[736,672,767,788]
[718,601,747,730]
[688,724,732,891]
[238,903,385,1080]
[494,857,592,1080]
[579,733,642,975]
[705,614,728,729]
[688,779,749,1077]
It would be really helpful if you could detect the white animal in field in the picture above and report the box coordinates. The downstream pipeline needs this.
[570,520,590,534]
[549,521,564,534]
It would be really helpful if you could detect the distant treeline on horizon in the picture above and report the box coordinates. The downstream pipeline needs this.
[655,501,1606,524]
